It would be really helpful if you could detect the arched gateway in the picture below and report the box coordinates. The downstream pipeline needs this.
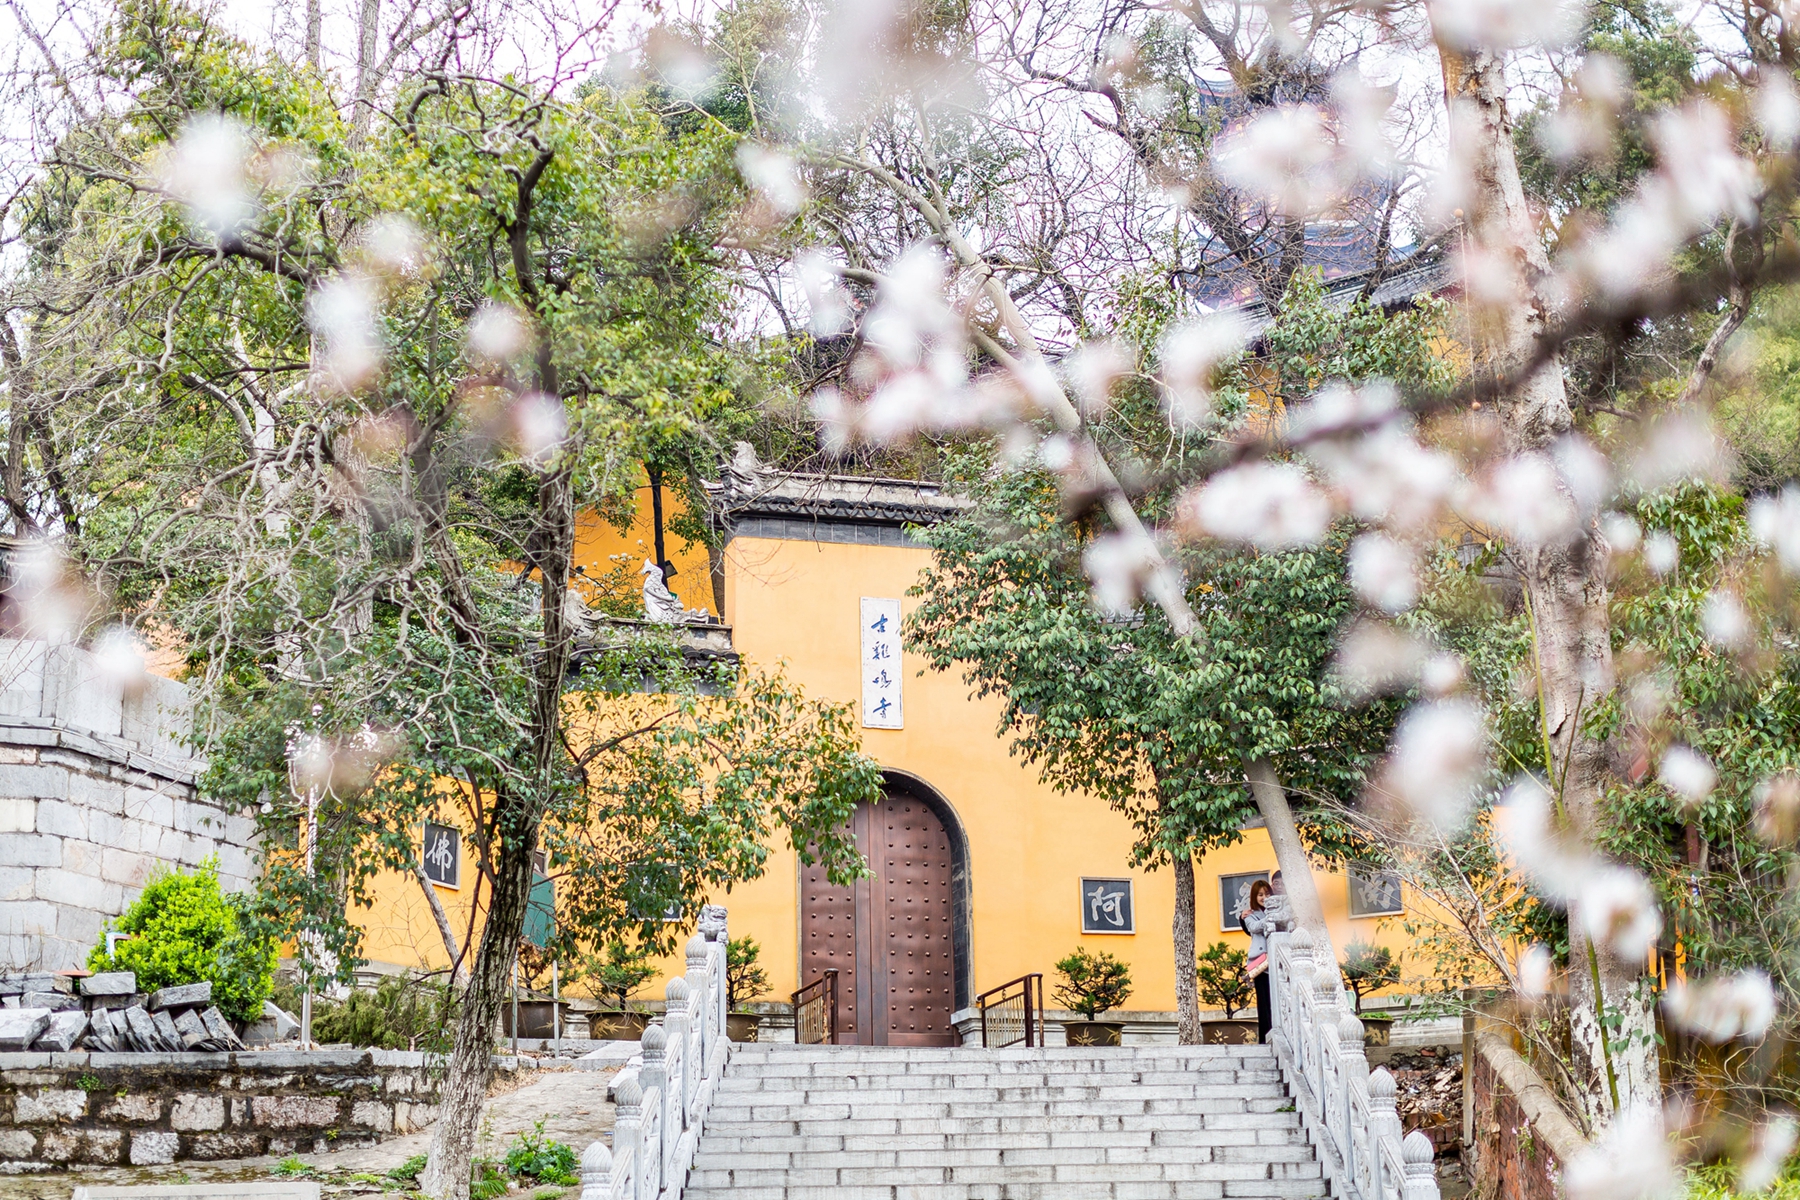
[799,773,970,1045]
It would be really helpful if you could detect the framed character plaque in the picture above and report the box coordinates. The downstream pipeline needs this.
[1348,867,1404,918]
[422,822,460,889]
[1080,878,1135,934]
[1218,870,1271,932]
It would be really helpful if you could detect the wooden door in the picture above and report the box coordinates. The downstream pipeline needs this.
[800,791,956,1046]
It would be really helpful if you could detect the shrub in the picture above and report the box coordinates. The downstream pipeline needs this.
[270,976,457,1051]
[1340,942,1400,1014]
[725,937,770,1013]
[87,859,275,1023]
[505,1122,578,1185]
[1196,942,1253,1019]
[579,941,657,1012]
[1051,948,1133,1020]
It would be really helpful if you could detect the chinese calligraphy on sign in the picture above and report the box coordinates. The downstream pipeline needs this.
[861,597,904,729]
[1080,878,1135,934]
[422,822,460,889]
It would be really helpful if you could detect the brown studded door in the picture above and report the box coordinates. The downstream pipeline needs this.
[800,791,957,1046]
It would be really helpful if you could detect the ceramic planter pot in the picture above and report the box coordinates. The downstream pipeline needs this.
[727,1013,762,1043]
[1062,1020,1125,1046]
[1201,1018,1259,1045]
[502,1000,569,1040]
[587,1010,653,1041]
[1360,1015,1395,1046]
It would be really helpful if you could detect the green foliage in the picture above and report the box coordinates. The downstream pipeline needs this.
[87,860,276,1023]
[1052,948,1134,1020]
[272,1156,313,1178]
[1195,942,1253,1019]
[726,936,771,1012]
[271,976,457,1052]
[388,1155,428,1181]
[471,1159,509,1200]
[505,1123,579,1186]
[1257,270,1459,402]
[578,942,658,1013]
[1339,942,1400,1014]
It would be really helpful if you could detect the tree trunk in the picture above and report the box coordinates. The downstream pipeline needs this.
[1242,757,1326,937]
[418,820,536,1200]
[1440,45,1657,1125]
[350,0,381,145]
[1172,850,1201,1043]
[305,0,322,69]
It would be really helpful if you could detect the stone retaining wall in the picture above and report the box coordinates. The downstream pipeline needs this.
[0,1049,476,1169]
[1467,1029,1588,1200]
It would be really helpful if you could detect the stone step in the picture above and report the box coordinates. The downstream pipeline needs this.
[728,1048,1277,1063]
[712,1084,1290,1104]
[695,1127,1309,1155]
[690,1141,1322,1171]
[705,1097,1297,1123]
[719,1070,1284,1088]
[684,1182,1328,1200]
[686,1160,1325,1189]
[701,1114,1305,1139]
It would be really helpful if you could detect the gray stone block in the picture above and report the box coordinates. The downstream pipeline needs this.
[32,1009,85,1052]
[80,971,136,996]
[121,1005,159,1051]
[87,992,148,1011]
[127,1129,179,1165]
[170,1092,226,1132]
[14,1087,85,1122]
[151,1009,183,1051]
[199,1006,243,1050]
[149,981,211,1011]
[0,832,62,867]
[242,1002,299,1047]
[173,1008,209,1050]
[0,1129,35,1157]
[0,972,66,995]
[83,1008,123,1051]
[0,1007,50,1050]
[21,991,78,1011]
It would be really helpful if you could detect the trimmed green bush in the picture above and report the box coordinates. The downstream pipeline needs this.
[1052,948,1133,1020]
[87,859,276,1023]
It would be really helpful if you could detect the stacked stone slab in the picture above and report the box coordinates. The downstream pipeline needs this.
[0,638,258,970]
[682,1043,1326,1200]
[0,971,244,1055]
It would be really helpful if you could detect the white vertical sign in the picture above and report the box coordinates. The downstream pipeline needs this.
[860,597,903,729]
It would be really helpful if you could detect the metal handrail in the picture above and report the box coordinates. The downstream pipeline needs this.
[977,973,1043,1048]
[791,969,839,1045]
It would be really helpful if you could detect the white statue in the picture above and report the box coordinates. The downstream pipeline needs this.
[640,559,688,624]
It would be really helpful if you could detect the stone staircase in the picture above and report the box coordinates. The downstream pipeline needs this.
[679,1043,1327,1200]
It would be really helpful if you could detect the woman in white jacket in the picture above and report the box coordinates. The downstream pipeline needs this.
[1240,879,1275,1044]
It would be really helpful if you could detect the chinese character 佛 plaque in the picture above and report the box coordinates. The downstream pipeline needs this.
[422,822,460,889]
[861,597,904,729]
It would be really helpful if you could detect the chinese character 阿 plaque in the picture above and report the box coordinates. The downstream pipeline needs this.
[1080,878,1134,934]
[861,597,903,729]
[422,822,460,889]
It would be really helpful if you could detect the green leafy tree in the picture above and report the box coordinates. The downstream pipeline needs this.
[88,860,276,1023]
[1195,942,1253,1019]
[1339,942,1400,1015]
[1052,948,1134,1020]
[725,936,771,1012]
[578,941,659,1014]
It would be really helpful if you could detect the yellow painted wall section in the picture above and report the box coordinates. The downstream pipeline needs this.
[572,483,716,616]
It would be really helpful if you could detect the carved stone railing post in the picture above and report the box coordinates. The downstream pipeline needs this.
[638,1024,667,1200]
[607,1075,641,1200]
[584,907,734,1200]
[1268,928,1442,1200]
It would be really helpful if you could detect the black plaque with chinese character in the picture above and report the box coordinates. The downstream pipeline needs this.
[1080,877,1134,934]
[422,823,460,889]
[1348,867,1403,917]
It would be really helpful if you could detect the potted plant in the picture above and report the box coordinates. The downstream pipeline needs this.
[1341,941,1401,1045]
[725,936,769,1042]
[581,941,658,1041]
[1053,948,1132,1046]
[1196,942,1259,1044]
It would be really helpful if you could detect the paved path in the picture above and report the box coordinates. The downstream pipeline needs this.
[0,1066,616,1198]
